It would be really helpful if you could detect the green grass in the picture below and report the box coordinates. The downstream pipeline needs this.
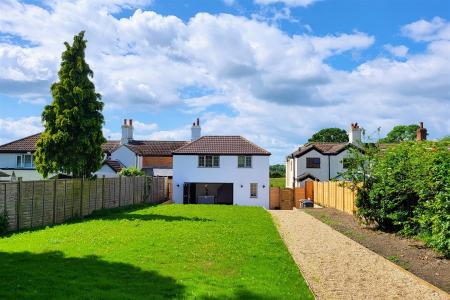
[270,177,285,188]
[0,204,312,299]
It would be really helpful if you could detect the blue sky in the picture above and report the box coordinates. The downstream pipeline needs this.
[0,0,449,163]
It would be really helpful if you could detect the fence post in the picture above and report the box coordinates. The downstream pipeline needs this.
[80,178,84,218]
[16,178,22,230]
[101,175,105,209]
[118,175,122,207]
[52,179,57,224]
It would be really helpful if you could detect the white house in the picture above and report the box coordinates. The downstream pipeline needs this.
[286,123,363,188]
[172,125,271,208]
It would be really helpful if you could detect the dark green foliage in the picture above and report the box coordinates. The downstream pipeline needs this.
[308,127,349,143]
[270,164,285,178]
[0,211,8,234]
[341,141,450,257]
[119,167,144,177]
[378,124,419,143]
[35,31,106,178]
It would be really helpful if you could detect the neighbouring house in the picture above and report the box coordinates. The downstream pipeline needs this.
[286,122,430,188]
[286,123,363,187]
[172,124,271,208]
[0,119,188,180]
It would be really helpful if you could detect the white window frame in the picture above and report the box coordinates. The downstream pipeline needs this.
[238,156,252,168]
[250,183,258,198]
[198,155,220,168]
[16,154,34,169]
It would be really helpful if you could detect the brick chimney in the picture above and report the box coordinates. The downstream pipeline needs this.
[121,119,134,145]
[416,122,427,141]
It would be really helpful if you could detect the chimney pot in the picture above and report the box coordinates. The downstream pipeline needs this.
[124,119,127,125]
[416,122,427,141]
[129,119,133,126]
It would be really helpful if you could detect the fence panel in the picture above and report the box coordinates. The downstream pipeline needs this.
[0,176,165,233]
[312,181,357,215]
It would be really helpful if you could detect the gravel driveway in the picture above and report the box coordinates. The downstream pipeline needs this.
[270,210,449,300]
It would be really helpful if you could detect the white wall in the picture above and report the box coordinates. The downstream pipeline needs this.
[294,149,350,185]
[111,146,137,168]
[285,157,293,188]
[173,155,270,208]
[94,165,119,178]
[0,153,19,168]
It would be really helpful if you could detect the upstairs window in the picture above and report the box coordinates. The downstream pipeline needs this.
[198,155,220,168]
[250,183,258,198]
[16,154,33,168]
[238,156,252,168]
[306,157,320,168]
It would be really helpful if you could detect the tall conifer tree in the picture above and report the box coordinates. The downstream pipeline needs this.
[35,31,106,178]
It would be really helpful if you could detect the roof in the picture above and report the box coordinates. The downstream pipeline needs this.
[103,159,125,173]
[0,133,41,153]
[296,172,319,182]
[291,142,350,157]
[0,170,10,177]
[0,133,187,157]
[126,140,189,156]
[173,136,271,156]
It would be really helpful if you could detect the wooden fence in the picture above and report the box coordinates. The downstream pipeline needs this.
[0,176,170,232]
[313,181,356,215]
[269,181,314,210]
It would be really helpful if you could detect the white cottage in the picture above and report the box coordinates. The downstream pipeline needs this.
[172,125,271,208]
[286,123,363,188]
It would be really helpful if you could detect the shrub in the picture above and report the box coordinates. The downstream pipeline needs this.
[341,141,450,257]
[119,167,144,177]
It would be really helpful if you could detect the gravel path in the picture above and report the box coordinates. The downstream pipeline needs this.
[270,210,450,300]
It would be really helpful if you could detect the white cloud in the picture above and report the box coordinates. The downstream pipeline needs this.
[384,44,408,57]
[0,116,42,145]
[401,17,450,42]
[254,0,319,7]
[0,3,449,162]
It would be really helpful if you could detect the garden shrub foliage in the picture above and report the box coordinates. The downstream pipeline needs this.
[0,211,8,234]
[342,141,450,257]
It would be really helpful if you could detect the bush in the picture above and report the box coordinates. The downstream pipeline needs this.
[119,167,144,177]
[0,211,8,234]
[342,141,450,257]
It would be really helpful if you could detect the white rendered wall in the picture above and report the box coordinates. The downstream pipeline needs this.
[173,155,270,208]
[94,165,119,178]
[285,158,293,188]
[111,146,137,168]
[0,153,35,169]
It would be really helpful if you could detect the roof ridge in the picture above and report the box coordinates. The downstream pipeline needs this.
[0,132,41,148]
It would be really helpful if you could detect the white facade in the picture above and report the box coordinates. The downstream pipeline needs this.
[110,145,140,168]
[173,155,270,208]
[286,148,350,187]
[95,164,119,178]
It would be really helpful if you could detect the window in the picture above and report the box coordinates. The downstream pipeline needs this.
[198,155,220,168]
[238,156,252,168]
[16,154,33,168]
[250,183,258,198]
[306,157,320,168]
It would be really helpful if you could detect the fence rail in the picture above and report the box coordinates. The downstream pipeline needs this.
[313,181,356,215]
[0,176,170,232]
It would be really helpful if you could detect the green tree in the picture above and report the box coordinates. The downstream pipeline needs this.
[119,167,144,177]
[308,128,349,143]
[440,135,450,142]
[378,124,419,143]
[35,31,106,178]
[270,164,286,178]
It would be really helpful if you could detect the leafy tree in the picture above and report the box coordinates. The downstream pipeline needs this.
[119,167,144,177]
[308,128,349,143]
[378,124,419,143]
[270,164,286,178]
[35,31,106,178]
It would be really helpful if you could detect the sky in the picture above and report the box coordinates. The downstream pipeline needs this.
[0,0,449,163]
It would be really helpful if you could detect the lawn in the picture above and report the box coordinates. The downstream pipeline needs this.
[270,177,285,188]
[0,204,312,299]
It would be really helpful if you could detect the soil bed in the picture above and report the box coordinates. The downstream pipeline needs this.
[304,207,450,293]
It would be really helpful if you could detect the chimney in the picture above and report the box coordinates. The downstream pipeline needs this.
[416,122,427,141]
[191,118,201,141]
[121,118,134,145]
[348,122,362,145]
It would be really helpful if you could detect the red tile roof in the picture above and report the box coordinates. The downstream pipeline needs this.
[126,140,189,156]
[173,136,271,155]
[0,133,188,157]
[292,142,349,157]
